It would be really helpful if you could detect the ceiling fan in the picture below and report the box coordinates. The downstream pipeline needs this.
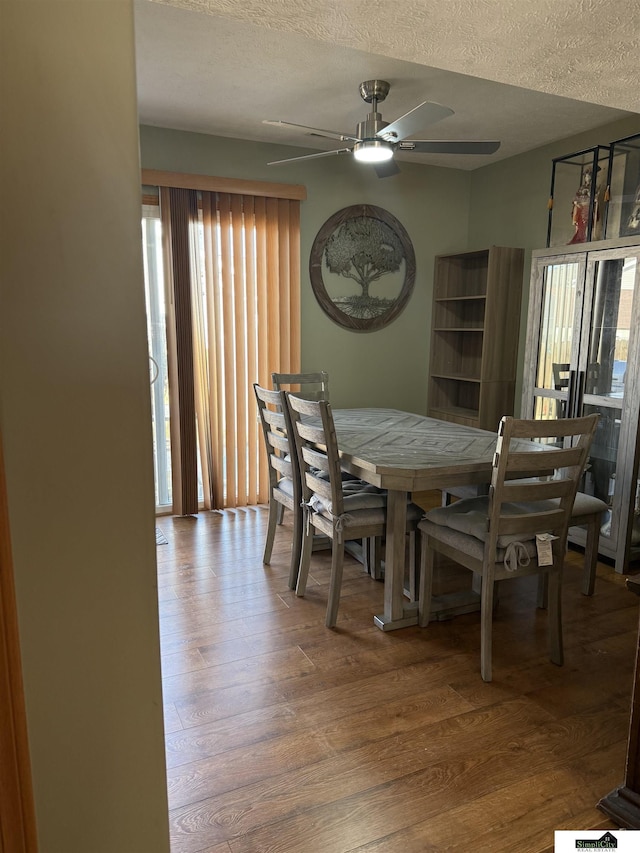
[264,79,500,177]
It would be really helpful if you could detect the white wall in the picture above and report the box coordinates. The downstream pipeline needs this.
[0,2,170,850]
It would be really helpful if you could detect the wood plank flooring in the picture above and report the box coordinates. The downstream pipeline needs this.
[156,496,637,853]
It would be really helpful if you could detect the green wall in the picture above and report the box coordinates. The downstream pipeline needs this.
[468,114,640,411]
[140,113,640,416]
[140,126,472,413]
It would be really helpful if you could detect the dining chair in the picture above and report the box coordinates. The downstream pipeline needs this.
[253,383,302,590]
[440,485,607,598]
[287,392,423,628]
[273,370,384,577]
[418,413,599,682]
[272,371,330,402]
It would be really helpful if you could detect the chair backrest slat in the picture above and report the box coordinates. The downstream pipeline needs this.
[495,509,566,537]
[502,478,574,503]
[301,446,330,472]
[272,371,329,402]
[505,447,584,475]
[295,421,326,446]
[268,432,290,455]
[506,413,597,440]
[305,473,333,503]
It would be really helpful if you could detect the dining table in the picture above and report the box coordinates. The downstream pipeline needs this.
[330,408,549,631]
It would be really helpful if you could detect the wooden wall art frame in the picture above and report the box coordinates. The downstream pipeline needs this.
[309,204,416,332]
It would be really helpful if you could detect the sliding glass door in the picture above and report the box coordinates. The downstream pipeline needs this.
[141,178,301,513]
[142,205,172,511]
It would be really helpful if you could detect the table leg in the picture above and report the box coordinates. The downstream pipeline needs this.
[373,489,418,631]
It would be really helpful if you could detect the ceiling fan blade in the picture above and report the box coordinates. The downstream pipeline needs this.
[377,101,454,142]
[263,119,361,144]
[267,148,352,166]
[399,140,501,155]
[374,159,401,179]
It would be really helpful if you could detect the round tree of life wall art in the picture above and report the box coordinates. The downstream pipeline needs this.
[309,204,416,332]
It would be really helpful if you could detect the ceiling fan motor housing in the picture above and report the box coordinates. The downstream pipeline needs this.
[357,113,391,142]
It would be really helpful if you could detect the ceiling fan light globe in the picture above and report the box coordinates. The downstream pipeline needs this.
[353,140,394,163]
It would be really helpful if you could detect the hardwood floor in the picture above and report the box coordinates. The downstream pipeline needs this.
[156,496,637,853]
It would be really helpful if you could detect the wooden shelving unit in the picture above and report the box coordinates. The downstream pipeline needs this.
[427,246,524,430]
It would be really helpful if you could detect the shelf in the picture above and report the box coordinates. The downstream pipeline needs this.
[430,375,481,415]
[432,250,490,300]
[433,298,485,330]
[433,327,484,333]
[431,373,481,383]
[429,405,480,420]
[435,295,486,303]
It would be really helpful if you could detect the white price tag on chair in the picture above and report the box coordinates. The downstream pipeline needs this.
[535,532,557,566]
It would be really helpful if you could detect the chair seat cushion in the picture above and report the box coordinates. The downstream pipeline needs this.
[315,500,423,532]
[560,492,608,520]
[419,517,538,566]
[442,486,607,522]
[422,495,542,548]
[275,477,295,499]
[309,480,388,514]
[340,500,423,526]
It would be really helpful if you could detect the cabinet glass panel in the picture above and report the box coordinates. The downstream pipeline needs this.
[533,261,580,419]
[584,257,637,399]
[604,133,640,240]
[525,243,640,573]
[548,147,610,247]
[580,401,627,543]
[580,256,639,543]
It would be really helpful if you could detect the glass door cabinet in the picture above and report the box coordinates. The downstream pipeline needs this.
[522,238,640,573]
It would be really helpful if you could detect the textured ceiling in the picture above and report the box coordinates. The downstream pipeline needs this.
[135,0,639,171]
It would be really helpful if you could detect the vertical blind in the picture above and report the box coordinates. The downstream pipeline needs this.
[157,180,302,512]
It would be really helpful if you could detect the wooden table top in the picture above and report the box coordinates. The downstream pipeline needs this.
[331,408,543,492]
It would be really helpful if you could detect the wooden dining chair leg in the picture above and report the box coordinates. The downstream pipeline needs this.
[363,537,383,580]
[276,503,285,524]
[418,537,435,628]
[288,505,304,590]
[480,569,495,682]
[537,512,600,605]
[537,573,548,610]
[406,531,418,601]
[295,520,314,597]
[582,514,599,596]
[548,566,564,666]
[361,538,375,577]
[472,573,483,597]
[361,537,370,574]
[263,495,279,565]
[326,540,346,628]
